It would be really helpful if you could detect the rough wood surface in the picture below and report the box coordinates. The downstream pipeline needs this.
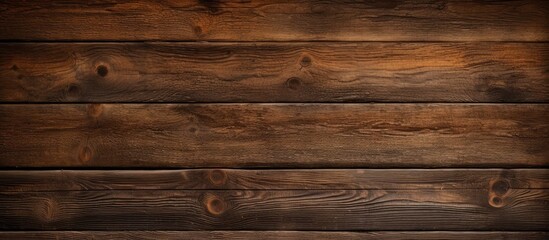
[1,0,548,236]
[1,43,547,103]
[0,231,547,240]
[1,169,547,192]
[0,189,547,230]
[0,104,547,168]
[0,0,547,41]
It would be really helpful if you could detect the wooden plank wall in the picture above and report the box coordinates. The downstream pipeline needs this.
[0,0,547,239]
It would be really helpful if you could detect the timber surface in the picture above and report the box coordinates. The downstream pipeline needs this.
[1,231,547,240]
[1,0,548,238]
[0,0,547,41]
[1,189,547,230]
[0,104,547,168]
[1,43,547,103]
[0,169,547,231]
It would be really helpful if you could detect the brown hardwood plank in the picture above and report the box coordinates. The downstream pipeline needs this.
[0,231,547,240]
[1,169,547,192]
[0,189,547,230]
[1,104,547,168]
[1,42,547,102]
[0,1,547,41]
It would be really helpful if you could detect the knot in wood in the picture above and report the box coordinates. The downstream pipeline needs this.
[489,196,505,208]
[37,197,58,223]
[491,180,510,196]
[209,170,227,186]
[79,145,93,163]
[205,194,226,215]
[96,65,108,77]
[286,77,302,90]
[66,84,80,98]
[300,56,312,67]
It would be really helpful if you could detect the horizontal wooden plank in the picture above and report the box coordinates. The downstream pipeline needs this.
[0,189,547,230]
[1,43,547,103]
[0,0,547,41]
[1,169,547,192]
[1,104,547,168]
[1,231,547,240]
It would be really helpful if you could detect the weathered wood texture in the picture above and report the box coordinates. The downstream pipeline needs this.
[1,43,547,103]
[0,0,547,41]
[1,231,547,240]
[2,169,546,231]
[0,104,547,168]
[1,169,547,191]
[1,189,547,230]
[1,0,548,236]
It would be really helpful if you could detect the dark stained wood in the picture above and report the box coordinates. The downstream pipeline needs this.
[1,231,547,240]
[1,169,547,192]
[1,42,547,103]
[1,0,547,235]
[0,189,547,230]
[0,104,547,168]
[0,0,547,41]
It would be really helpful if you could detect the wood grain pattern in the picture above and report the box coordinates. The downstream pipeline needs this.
[1,169,547,192]
[1,231,547,240]
[1,104,547,168]
[1,42,547,103]
[1,0,547,236]
[0,189,547,230]
[0,0,547,41]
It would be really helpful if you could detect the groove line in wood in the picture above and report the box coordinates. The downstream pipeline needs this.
[0,231,547,240]
[1,169,547,192]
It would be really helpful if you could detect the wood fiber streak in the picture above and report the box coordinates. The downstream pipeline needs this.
[1,169,547,191]
[0,104,547,168]
[0,231,547,240]
[1,43,548,102]
[0,0,547,41]
[0,189,547,230]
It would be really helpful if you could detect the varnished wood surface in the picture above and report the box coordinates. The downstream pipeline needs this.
[1,104,547,168]
[0,189,547,230]
[1,43,547,103]
[0,0,547,41]
[1,169,547,192]
[1,231,547,240]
